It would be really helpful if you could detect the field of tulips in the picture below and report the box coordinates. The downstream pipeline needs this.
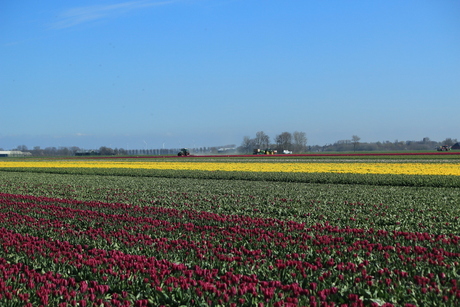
[0,155,459,306]
[1,160,460,176]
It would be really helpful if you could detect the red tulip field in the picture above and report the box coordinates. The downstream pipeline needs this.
[0,154,459,306]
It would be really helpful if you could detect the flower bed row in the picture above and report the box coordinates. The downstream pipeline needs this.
[0,192,459,306]
[1,161,460,176]
[2,167,460,187]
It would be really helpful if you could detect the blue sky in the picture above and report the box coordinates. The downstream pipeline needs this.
[1,0,459,150]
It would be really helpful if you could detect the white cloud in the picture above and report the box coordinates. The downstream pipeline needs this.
[51,0,175,29]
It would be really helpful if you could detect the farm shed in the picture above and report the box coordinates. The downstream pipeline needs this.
[452,142,460,150]
[75,150,101,156]
[0,151,32,157]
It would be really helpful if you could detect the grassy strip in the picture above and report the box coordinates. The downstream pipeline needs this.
[1,166,459,187]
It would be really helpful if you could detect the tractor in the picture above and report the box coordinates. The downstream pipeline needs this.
[437,145,451,152]
[253,148,277,155]
[177,148,191,156]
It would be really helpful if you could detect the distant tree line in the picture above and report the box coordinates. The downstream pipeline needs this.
[5,146,130,157]
[3,136,457,157]
[239,133,458,153]
[239,131,308,154]
[13,145,83,156]
[4,145,238,156]
[311,137,458,152]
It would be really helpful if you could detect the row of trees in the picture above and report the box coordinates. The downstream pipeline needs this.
[3,136,457,157]
[4,145,237,156]
[239,134,458,153]
[239,131,308,153]
[3,146,129,157]
[311,137,458,152]
[12,146,82,156]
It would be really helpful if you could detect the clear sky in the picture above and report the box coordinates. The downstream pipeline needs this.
[1,0,459,150]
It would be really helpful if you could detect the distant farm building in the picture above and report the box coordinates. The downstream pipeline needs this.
[0,151,32,157]
[217,147,237,153]
[75,150,101,156]
[452,143,460,150]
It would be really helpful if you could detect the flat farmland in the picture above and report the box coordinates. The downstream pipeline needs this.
[0,153,459,306]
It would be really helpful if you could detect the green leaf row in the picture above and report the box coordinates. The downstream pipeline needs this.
[1,166,460,187]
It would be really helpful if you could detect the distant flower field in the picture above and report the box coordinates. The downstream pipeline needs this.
[0,160,459,176]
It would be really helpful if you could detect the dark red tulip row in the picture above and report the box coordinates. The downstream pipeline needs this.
[0,256,135,306]
[0,191,459,306]
[60,151,460,160]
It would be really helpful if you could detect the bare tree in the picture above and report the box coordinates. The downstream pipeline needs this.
[240,136,254,153]
[254,131,270,148]
[293,131,307,153]
[59,147,71,156]
[15,145,28,151]
[352,135,361,151]
[44,147,57,156]
[117,148,128,155]
[99,146,115,155]
[31,146,44,156]
[275,132,292,151]
[441,138,457,146]
[69,146,81,155]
